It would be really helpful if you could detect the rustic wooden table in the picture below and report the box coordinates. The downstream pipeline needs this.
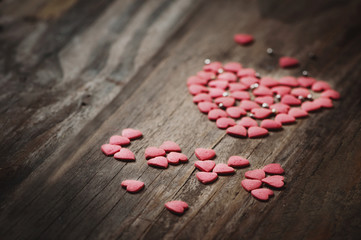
[1,0,361,239]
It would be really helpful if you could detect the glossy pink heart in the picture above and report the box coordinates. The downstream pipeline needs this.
[216,117,236,129]
[263,163,284,174]
[245,169,266,180]
[121,180,144,193]
[260,119,282,130]
[228,156,249,168]
[194,160,216,172]
[145,147,166,159]
[262,175,285,188]
[109,135,130,146]
[167,152,188,164]
[248,126,268,138]
[122,128,143,140]
[213,163,235,175]
[147,156,168,169]
[251,188,274,201]
[279,57,299,68]
[114,148,135,161]
[241,179,262,192]
[195,148,216,160]
[101,144,121,156]
[159,141,181,152]
[226,125,247,137]
[165,200,189,215]
[208,109,228,120]
[196,172,218,184]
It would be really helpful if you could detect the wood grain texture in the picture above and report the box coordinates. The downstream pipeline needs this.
[1,0,361,239]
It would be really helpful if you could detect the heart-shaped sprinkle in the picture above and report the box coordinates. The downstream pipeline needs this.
[216,117,236,129]
[187,76,208,86]
[197,71,216,80]
[208,88,224,98]
[312,81,331,92]
[281,94,302,106]
[239,100,260,111]
[195,148,216,160]
[209,80,229,89]
[262,175,285,188]
[226,106,247,118]
[237,68,256,78]
[253,86,273,96]
[260,119,282,130]
[278,76,299,87]
[228,156,250,168]
[271,86,291,96]
[167,152,188,164]
[240,76,259,87]
[147,156,168,168]
[251,188,274,201]
[208,109,228,120]
[251,108,272,119]
[145,147,166,159]
[279,57,299,68]
[109,135,131,146]
[314,98,333,108]
[101,144,121,156]
[301,101,321,112]
[288,108,308,118]
[196,172,218,184]
[248,126,269,138]
[114,148,135,161]
[188,84,209,95]
[291,87,310,98]
[275,113,296,124]
[245,169,266,180]
[159,141,181,152]
[230,90,251,100]
[263,163,284,174]
[254,96,274,105]
[234,33,254,45]
[223,62,242,72]
[213,163,235,175]
[121,180,145,193]
[226,125,247,137]
[122,128,143,140]
[198,102,218,113]
[238,117,258,128]
[215,97,235,107]
[229,83,249,92]
[270,103,290,114]
[260,77,279,87]
[218,72,237,82]
[165,200,188,215]
[203,61,222,73]
[193,93,212,103]
[241,179,262,192]
[321,89,340,100]
[194,160,216,172]
[297,77,316,88]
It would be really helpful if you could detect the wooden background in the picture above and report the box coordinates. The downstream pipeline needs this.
[1,0,361,239]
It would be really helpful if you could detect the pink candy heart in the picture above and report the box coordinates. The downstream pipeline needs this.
[253,86,273,96]
[275,113,296,124]
[226,125,247,137]
[312,81,331,92]
[218,72,237,82]
[263,163,284,174]
[301,101,321,112]
[245,169,266,180]
[213,163,235,175]
[251,188,274,201]
[147,156,168,169]
[260,119,282,130]
[121,180,144,193]
[145,147,166,159]
[297,77,316,88]
[238,117,258,128]
[198,102,218,113]
[208,88,224,98]
[122,128,143,140]
[271,86,291,96]
[262,175,285,188]
[240,76,259,87]
[109,135,130,146]
[193,93,212,103]
[237,68,256,78]
[226,106,247,118]
[195,148,216,160]
[288,108,308,118]
[314,98,333,108]
[239,100,260,111]
[251,108,272,119]
[254,96,274,105]
[167,152,188,164]
[101,144,121,156]
[291,87,310,98]
[165,200,189,215]
[208,109,228,120]
[159,141,181,152]
[281,94,302,106]
[270,103,290,113]
[216,117,236,129]
[223,62,242,72]
[203,61,222,73]
[230,90,250,100]
[114,148,135,161]
[194,160,216,172]
[279,57,299,68]
[215,97,235,108]
[241,179,262,192]
[260,77,279,87]
[228,156,249,168]
[234,33,254,45]
[229,83,248,92]
[209,80,229,89]
[279,76,299,87]
[187,76,208,86]
[321,89,340,100]
[248,126,269,138]
[188,84,209,95]
[196,172,218,184]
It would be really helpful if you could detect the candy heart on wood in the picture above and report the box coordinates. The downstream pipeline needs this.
[208,88,224,98]
[291,87,310,98]
[248,126,269,138]
[122,128,143,140]
[251,188,274,201]
[228,156,250,168]
[279,76,299,87]
[230,90,250,100]
[241,179,262,192]
[260,119,282,130]
[297,77,316,88]
[101,144,121,156]
[145,147,166,159]
[238,117,258,128]
[254,96,274,105]
[226,106,247,118]
[234,33,254,45]
[109,135,130,146]
[187,76,208,86]
[237,68,256,77]
[270,103,290,114]
[195,160,216,172]
[203,61,222,72]
[251,108,272,119]
[312,81,331,92]
[213,163,235,175]
[321,89,340,100]
[147,156,168,169]
[188,84,209,95]
[195,148,216,160]
[301,101,321,112]
[165,200,189,215]
[229,83,249,92]
[240,76,259,87]
[159,141,181,152]
[198,102,218,113]
[226,125,247,137]
[263,163,284,174]
[209,80,229,89]
[208,109,228,120]
[121,180,144,193]
[223,62,242,72]
[253,86,273,96]
[197,71,216,80]
[245,169,266,180]
[275,113,296,124]
[239,100,260,111]
[279,57,299,68]
[218,72,237,82]
[216,117,236,129]
[215,97,235,107]
[288,108,308,118]
[271,86,291,96]
[314,98,333,108]
[281,94,302,106]
[193,93,212,103]
[262,175,285,188]
[114,148,135,161]
[167,152,188,164]
[260,77,279,87]
[196,172,218,184]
